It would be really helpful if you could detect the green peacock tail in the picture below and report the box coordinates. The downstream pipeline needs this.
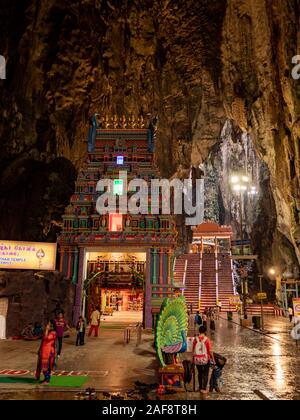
[155,295,188,367]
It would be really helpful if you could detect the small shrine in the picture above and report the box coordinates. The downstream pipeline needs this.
[58,114,178,327]
[191,222,233,254]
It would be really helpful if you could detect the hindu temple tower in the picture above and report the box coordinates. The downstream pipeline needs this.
[58,114,178,328]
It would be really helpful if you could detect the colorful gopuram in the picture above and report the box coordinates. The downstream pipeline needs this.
[57,114,178,328]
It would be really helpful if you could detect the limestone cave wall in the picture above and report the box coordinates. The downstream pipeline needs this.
[0,0,299,277]
[0,270,74,337]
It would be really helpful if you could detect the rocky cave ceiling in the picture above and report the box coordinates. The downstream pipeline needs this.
[0,0,299,277]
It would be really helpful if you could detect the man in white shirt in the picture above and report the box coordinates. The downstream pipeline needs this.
[88,306,101,337]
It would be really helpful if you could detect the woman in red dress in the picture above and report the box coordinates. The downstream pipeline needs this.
[35,320,57,384]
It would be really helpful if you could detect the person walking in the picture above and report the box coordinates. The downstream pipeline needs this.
[193,325,215,394]
[35,320,57,384]
[54,312,69,358]
[76,316,86,346]
[216,302,222,320]
[210,310,216,331]
[209,352,227,393]
[88,306,101,337]
[194,311,203,335]
[202,313,208,329]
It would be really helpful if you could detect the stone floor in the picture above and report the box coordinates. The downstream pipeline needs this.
[0,314,299,400]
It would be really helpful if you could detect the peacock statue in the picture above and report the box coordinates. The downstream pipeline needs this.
[155,295,188,367]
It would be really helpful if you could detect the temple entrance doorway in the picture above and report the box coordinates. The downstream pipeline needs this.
[84,251,146,326]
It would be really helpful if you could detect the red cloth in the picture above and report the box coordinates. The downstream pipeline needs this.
[193,335,212,361]
[54,319,66,337]
[88,325,99,337]
[35,331,57,379]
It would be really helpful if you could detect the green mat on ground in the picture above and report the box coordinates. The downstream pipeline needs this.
[0,377,36,384]
[0,376,88,388]
[47,376,89,387]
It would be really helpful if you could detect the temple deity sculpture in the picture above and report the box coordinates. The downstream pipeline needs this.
[113,114,118,128]
[121,115,127,128]
[104,115,110,128]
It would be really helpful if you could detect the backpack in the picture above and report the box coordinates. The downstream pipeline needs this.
[195,314,202,325]
[193,336,209,365]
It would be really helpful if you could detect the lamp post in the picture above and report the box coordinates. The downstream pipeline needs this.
[231,174,251,319]
[258,274,265,331]
[269,267,283,313]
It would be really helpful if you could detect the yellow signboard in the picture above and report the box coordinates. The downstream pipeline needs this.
[229,295,240,305]
[0,240,57,271]
[257,292,267,300]
[293,298,300,318]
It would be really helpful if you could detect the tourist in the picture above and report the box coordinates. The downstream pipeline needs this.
[216,301,222,320]
[35,320,57,384]
[76,316,86,346]
[210,310,216,331]
[209,352,227,393]
[288,307,294,322]
[193,325,215,394]
[194,311,203,327]
[88,306,101,337]
[202,312,208,329]
[54,312,69,357]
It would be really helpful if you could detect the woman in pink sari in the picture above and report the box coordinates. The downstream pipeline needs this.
[35,320,57,384]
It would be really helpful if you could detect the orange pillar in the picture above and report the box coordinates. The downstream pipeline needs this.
[59,248,65,272]
[159,249,163,298]
[167,249,171,286]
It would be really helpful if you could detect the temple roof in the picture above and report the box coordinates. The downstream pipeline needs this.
[192,222,233,238]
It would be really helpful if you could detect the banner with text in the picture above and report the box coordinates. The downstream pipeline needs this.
[0,240,57,271]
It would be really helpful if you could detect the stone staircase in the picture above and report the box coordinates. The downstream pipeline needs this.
[183,254,200,312]
[200,253,217,311]
[217,253,235,312]
[174,252,237,314]
[173,255,187,286]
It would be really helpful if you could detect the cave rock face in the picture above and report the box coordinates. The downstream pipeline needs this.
[0,270,74,337]
[0,0,299,272]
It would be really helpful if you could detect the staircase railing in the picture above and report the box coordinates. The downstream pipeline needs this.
[182,258,188,296]
[229,251,237,295]
[199,253,202,311]
[215,251,219,305]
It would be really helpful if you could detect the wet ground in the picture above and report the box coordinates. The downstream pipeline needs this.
[0,314,299,400]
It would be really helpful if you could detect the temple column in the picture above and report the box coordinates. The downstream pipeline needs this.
[73,247,85,326]
[145,248,152,329]
[59,248,65,272]
[152,248,158,298]
[167,249,171,285]
[67,248,72,279]
[159,248,163,298]
[72,248,79,285]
